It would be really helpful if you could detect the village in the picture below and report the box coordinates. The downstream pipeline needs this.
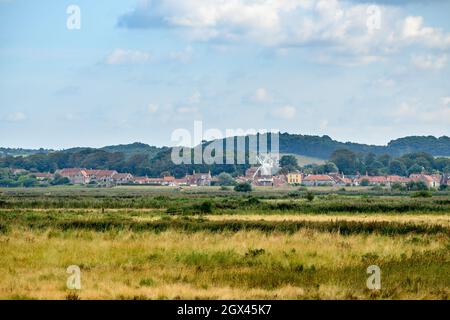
[8,166,449,190]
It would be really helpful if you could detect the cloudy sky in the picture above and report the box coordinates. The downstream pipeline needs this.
[1,0,449,149]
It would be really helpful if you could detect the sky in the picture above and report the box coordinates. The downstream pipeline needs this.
[0,0,449,149]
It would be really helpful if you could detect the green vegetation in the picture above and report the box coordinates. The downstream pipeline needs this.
[234,182,252,193]
[0,186,449,300]
[2,135,450,178]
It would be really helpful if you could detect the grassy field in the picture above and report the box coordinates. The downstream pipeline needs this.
[0,186,449,300]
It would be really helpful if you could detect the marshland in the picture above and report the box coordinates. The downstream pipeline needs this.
[0,186,449,300]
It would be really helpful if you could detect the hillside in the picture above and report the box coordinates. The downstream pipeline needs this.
[1,134,450,177]
[0,147,52,157]
[278,134,450,159]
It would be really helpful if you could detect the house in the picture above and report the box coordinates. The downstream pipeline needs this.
[186,171,212,186]
[330,173,353,186]
[85,169,118,186]
[441,174,450,186]
[162,176,176,186]
[253,177,274,186]
[134,176,151,185]
[273,175,287,187]
[355,175,388,186]
[245,167,259,178]
[286,172,302,185]
[32,172,54,181]
[12,168,27,175]
[303,174,335,186]
[410,174,441,189]
[112,173,134,185]
[56,168,89,184]
[386,175,411,187]
[174,177,189,186]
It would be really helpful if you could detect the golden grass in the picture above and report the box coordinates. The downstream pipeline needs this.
[1,227,448,300]
[206,214,450,226]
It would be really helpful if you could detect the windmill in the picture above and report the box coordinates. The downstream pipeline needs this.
[253,153,278,179]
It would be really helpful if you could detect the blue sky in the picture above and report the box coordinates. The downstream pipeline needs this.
[1,0,449,149]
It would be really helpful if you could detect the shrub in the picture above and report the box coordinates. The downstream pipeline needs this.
[246,196,260,205]
[245,248,266,258]
[234,182,252,192]
[411,190,432,198]
[439,185,448,191]
[198,201,213,214]
[305,191,315,202]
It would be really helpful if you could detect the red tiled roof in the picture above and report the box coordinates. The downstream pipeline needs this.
[113,173,133,179]
[57,168,87,177]
[304,175,333,181]
[85,169,117,177]
[33,173,53,178]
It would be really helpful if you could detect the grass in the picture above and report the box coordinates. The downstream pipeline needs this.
[0,186,449,300]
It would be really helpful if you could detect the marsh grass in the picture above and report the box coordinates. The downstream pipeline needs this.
[0,187,449,300]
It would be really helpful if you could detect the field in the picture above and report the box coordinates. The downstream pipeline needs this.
[0,186,449,300]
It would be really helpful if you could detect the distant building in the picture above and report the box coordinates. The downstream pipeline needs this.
[386,175,411,186]
[56,168,89,184]
[11,168,27,175]
[32,172,54,181]
[330,173,353,186]
[186,171,212,186]
[112,173,134,185]
[303,174,335,186]
[134,176,151,185]
[254,177,273,186]
[245,167,259,178]
[410,174,441,189]
[355,175,388,186]
[442,174,450,186]
[85,169,118,186]
[286,172,302,185]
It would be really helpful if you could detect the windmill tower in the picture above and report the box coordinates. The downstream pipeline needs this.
[253,153,278,179]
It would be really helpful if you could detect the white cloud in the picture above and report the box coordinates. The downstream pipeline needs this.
[118,1,450,64]
[402,16,450,49]
[391,100,450,125]
[250,88,271,103]
[105,49,152,65]
[272,105,296,120]
[411,54,447,70]
[5,112,26,122]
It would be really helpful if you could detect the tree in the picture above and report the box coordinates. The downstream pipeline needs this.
[323,162,338,173]
[51,174,70,186]
[367,160,384,176]
[330,149,357,175]
[407,164,424,175]
[364,152,377,166]
[234,182,252,192]
[377,154,392,167]
[217,172,236,186]
[360,178,370,187]
[279,155,299,172]
[389,160,407,176]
